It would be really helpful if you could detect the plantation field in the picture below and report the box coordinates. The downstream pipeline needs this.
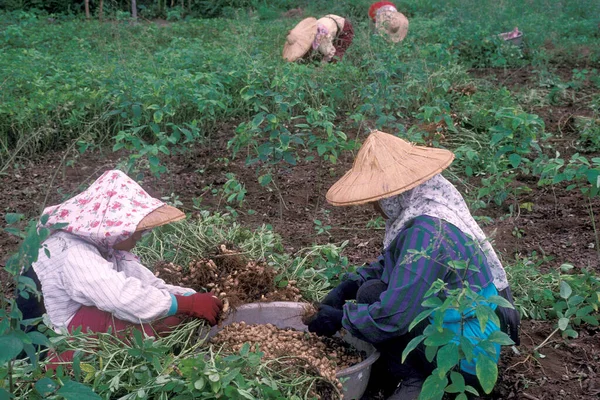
[1,0,600,399]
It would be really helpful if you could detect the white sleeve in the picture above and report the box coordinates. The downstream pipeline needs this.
[117,258,196,296]
[62,245,174,323]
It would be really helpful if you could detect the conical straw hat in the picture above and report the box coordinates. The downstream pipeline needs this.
[136,204,185,231]
[326,131,454,206]
[376,11,409,43]
[283,17,317,62]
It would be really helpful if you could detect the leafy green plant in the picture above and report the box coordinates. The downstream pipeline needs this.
[402,278,515,400]
[1,214,101,399]
[366,216,386,230]
[221,173,247,208]
[313,219,331,236]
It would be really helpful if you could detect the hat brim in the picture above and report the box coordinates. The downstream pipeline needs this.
[326,132,454,206]
[376,11,409,43]
[283,18,317,62]
[136,204,185,231]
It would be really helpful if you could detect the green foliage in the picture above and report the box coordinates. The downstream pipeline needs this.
[403,280,514,399]
[535,152,600,198]
[221,173,247,207]
[177,344,287,399]
[507,257,600,328]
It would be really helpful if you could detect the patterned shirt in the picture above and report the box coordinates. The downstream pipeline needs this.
[342,216,495,343]
[33,231,193,332]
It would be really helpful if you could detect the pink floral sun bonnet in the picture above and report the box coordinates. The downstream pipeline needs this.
[40,170,165,252]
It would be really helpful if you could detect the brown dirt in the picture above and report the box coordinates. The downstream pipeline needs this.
[495,320,600,400]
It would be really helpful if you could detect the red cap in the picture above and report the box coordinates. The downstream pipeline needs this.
[368,1,396,21]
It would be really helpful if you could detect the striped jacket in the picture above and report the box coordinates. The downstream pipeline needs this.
[342,216,500,372]
[32,231,192,332]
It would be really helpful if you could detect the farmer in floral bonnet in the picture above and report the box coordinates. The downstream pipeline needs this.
[368,1,409,43]
[27,170,222,365]
[306,131,520,399]
[283,14,354,63]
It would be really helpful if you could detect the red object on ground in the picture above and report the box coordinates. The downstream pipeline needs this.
[46,306,183,369]
[332,19,355,61]
[368,1,396,21]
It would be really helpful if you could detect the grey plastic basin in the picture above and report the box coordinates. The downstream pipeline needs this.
[209,301,380,400]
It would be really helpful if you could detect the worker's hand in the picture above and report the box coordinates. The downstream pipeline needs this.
[175,293,223,326]
[321,280,360,309]
[307,305,343,337]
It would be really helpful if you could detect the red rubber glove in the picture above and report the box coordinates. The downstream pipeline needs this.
[175,293,223,326]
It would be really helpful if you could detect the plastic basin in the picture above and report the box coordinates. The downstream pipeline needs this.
[209,301,380,400]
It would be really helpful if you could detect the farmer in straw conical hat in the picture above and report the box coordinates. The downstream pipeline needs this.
[306,131,520,399]
[283,14,354,63]
[369,1,409,42]
[25,170,223,366]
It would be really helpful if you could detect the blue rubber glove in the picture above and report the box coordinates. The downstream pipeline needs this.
[321,279,360,309]
[307,305,344,337]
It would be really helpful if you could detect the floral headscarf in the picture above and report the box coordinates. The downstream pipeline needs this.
[379,174,509,291]
[40,170,164,253]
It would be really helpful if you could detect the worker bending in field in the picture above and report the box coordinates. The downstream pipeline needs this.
[369,1,409,42]
[23,170,222,366]
[306,131,520,399]
[283,14,354,63]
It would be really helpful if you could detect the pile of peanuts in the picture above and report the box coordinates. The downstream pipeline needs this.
[211,322,364,395]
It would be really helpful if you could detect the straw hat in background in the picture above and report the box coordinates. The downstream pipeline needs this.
[326,130,454,206]
[137,204,186,231]
[283,17,318,61]
[317,14,345,34]
[376,11,409,43]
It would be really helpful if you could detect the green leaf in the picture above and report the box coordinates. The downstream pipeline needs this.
[56,380,101,399]
[27,331,50,347]
[425,344,438,363]
[258,174,272,187]
[475,305,491,333]
[421,297,443,308]
[486,295,514,309]
[509,153,522,168]
[558,317,569,331]
[401,335,425,363]
[465,385,480,396]
[559,281,572,299]
[35,377,57,396]
[581,316,599,326]
[153,110,164,124]
[437,343,459,375]
[251,113,265,128]
[5,213,24,224]
[475,356,498,394]
[456,394,468,400]
[0,388,13,400]
[562,329,578,338]
[194,377,205,390]
[460,336,475,362]
[486,330,515,345]
[0,334,24,364]
[445,371,466,393]
[424,329,455,347]
[419,371,447,400]
[408,309,434,331]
